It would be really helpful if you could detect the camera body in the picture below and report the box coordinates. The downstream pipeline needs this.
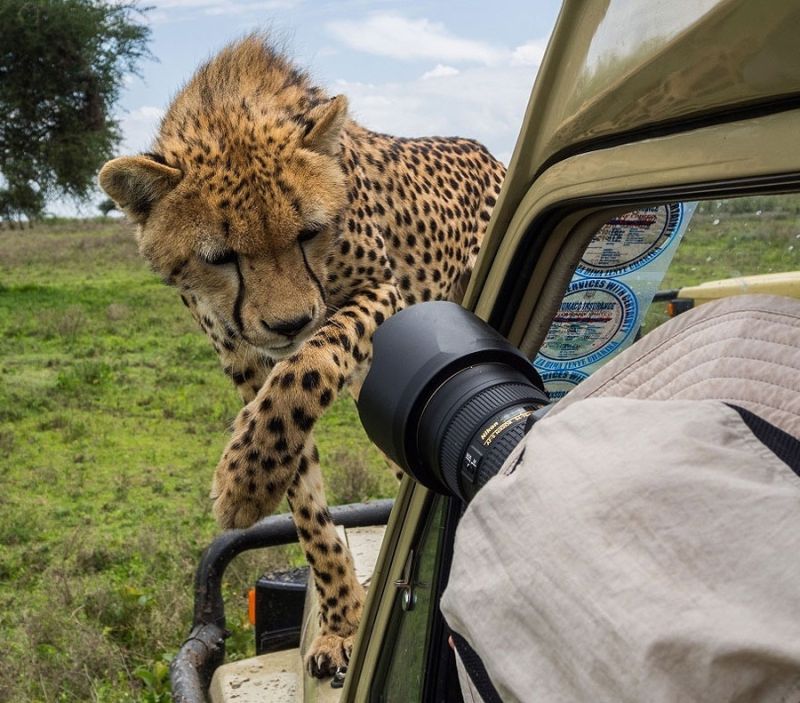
[358,301,550,502]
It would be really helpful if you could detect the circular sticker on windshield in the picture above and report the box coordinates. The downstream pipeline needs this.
[538,369,589,401]
[577,203,683,277]
[536,278,639,369]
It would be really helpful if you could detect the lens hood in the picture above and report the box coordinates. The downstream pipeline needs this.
[358,301,543,483]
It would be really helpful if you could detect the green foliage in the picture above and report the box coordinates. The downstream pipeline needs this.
[133,656,172,703]
[665,197,800,285]
[640,196,800,332]
[98,197,118,216]
[0,0,151,221]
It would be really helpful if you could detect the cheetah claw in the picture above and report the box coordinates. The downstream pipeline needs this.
[305,633,354,678]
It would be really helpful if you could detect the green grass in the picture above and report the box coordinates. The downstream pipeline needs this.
[0,197,797,701]
[666,196,800,285]
[0,219,395,702]
[644,195,800,330]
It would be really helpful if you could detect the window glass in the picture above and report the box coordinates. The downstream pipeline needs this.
[371,497,446,703]
[643,195,800,332]
[534,194,800,400]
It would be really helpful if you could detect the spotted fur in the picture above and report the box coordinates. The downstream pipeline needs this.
[98,34,505,677]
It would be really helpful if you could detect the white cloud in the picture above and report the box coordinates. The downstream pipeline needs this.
[322,13,550,160]
[326,24,549,163]
[117,105,165,153]
[335,62,539,164]
[327,13,505,64]
[145,10,170,24]
[113,13,549,172]
[420,64,460,80]
[511,39,548,67]
[149,0,291,7]
[203,0,299,16]
[134,105,166,120]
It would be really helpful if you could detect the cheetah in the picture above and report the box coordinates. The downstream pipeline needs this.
[98,35,505,677]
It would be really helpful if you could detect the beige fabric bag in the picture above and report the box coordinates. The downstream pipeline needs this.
[440,296,800,703]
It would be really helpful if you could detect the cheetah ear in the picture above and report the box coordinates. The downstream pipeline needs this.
[302,95,348,156]
[98,155,182,224]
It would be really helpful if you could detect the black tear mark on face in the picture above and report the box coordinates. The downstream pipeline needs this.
[229,240,325,345]
[232,256,247,335]
[299,239,327,305]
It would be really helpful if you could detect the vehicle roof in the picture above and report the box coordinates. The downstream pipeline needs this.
[507,0,800,185]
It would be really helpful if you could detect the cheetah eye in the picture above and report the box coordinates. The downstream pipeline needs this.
[200,250,237,266]
[298,226,323,243]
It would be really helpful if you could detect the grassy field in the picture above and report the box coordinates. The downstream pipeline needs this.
[644,196,800,329]
[0,195,797,701]
[665,196,800,286]
[0,219,395,702]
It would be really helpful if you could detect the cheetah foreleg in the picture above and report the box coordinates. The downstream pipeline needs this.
[287,440,366,677]
[210,284,402,529]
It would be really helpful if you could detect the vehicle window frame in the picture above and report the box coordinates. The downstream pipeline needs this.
[419,132,800,702]
[464,109,800,350]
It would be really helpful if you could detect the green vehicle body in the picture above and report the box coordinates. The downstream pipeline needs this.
[179,0,800,699]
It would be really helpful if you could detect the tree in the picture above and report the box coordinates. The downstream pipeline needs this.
[0,0,151,222]
[98,196,117,216]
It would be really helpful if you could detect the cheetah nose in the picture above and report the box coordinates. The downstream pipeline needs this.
[262,315,312,338]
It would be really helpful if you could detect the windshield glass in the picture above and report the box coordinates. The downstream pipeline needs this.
[535,194,800,400]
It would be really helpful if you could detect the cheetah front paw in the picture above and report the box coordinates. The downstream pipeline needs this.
[305,633,355,678]
[209,467,268,529]
[209,401,297,528]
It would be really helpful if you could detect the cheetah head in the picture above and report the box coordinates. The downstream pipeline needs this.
[99,91,348,360]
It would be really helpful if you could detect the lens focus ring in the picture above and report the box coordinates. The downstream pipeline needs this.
[439,382,542,496]
[474,421,528,487]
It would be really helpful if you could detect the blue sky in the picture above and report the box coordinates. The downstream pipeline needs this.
[77,1,562,214]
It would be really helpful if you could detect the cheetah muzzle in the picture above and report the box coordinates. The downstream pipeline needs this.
[98,33,505,678]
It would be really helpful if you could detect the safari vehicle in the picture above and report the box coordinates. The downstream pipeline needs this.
[170,0,800,700]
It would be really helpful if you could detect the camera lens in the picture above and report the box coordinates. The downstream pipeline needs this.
[358,302,550,502]
[417,363,548,502]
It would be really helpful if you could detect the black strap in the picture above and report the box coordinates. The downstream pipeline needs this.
[727,405,800,477]
[450,631,503,703]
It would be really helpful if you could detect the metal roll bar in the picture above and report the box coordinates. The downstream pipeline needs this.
[171,499,395,702]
